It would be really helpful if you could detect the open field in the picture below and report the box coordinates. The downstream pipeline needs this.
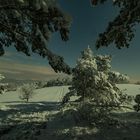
[118,84,140,96]
[0,84,140,140]
[1,84,139,103]
[0,86,69,103]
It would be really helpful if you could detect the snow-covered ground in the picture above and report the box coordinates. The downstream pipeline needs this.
[0,84,139,103]
[117,84,140,96]
[0,86,69,103]
[0,84,140,140]
[0,84,139,112]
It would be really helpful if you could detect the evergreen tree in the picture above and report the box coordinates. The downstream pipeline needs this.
[0,0,139,73]
[72,47,97,101]
[62,47,131,123]
[72,47,121,106]
[0,0,71,74]
[91,0,140,49]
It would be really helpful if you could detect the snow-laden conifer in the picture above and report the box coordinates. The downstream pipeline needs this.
[62,47,132,124]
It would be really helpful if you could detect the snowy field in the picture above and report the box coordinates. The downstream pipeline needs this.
[0,84,139,104]
[117,84,140,96]
[0,84,140,140]
[0,86,69,103]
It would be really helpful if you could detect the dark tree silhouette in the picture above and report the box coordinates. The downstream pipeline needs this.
[0,0,140,74]
[91,0,140,49]
[0,0,72,74]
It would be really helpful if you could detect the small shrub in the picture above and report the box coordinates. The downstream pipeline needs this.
[135,81,140,85]
[19,84,35,102]
[133,94,140,112]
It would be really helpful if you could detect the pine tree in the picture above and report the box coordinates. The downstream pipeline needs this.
[0,0,139,73]
[72,47,122,106]
[0,0,72,74]
[92,0,140,49]
[72,47,98,101]
[62,47,131,123]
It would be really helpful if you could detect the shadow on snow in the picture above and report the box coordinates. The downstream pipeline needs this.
[0,101,140,140]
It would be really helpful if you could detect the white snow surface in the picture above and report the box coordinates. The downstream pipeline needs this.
[117,84,140,96]
[0,86,69,103]
[0,84,140,104]
[0,84,140,140]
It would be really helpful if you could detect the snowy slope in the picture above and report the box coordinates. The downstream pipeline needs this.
[0,84,140,104]
[33,86,69,102]
[0,86,69,103]
[117,84,140,96]
[0,84,140,140]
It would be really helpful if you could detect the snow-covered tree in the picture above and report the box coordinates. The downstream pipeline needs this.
[18,83,35,102]
[95,54,111,72]
[72,47,122,105]
[62,47,131,123]
[71,47,98,101]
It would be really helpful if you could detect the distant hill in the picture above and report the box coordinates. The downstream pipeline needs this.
[2,78,37,85]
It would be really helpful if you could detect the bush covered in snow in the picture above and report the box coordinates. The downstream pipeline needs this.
[18,84,36,102]
[133,94,140,112]
[135,81,140,85]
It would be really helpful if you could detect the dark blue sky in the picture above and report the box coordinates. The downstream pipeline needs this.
[0,0,140,81]
[49,0,140,81]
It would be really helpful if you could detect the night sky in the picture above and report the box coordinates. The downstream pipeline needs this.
[0,0,140,82]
